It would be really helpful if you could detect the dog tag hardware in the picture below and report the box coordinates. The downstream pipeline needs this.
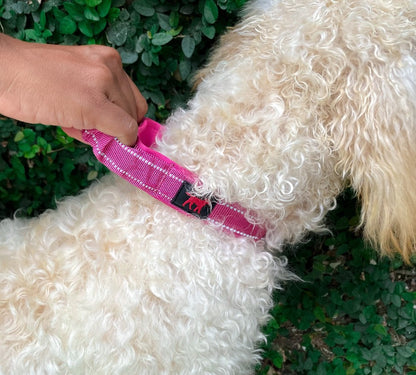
[171,181,217,219]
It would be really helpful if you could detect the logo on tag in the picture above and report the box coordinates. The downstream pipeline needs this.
[171,181,216,219]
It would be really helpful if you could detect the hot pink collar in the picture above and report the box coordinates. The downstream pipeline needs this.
[82,118,266,241]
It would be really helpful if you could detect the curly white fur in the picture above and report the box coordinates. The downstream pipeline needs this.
[1,0,416,373]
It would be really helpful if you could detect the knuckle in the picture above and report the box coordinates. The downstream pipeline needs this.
[95,45,122,67]
[84,44,120,61]
[93,64,114,84]
[138,99,149,119]
[82,45,122,82]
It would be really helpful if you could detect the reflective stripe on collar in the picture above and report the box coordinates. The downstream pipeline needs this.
[82,118,266,241]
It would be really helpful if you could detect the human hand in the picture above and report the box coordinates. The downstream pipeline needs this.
[0,34,147,146]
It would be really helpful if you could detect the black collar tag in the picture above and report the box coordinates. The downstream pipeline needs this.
[171,181,217,219]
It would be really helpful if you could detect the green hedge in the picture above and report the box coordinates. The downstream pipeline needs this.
[0,1,415,374]
[257,193,416,375]
[0,0,243,217]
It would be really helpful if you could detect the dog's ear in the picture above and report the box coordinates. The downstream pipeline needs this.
[333,57,416,263]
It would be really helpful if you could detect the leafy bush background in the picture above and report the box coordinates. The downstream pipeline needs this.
[0,1,415,374]
[0,0,244,217]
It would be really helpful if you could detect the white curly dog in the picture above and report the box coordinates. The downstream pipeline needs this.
[1,0,415,373]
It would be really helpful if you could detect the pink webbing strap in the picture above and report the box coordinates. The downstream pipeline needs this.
[82,118,266,241]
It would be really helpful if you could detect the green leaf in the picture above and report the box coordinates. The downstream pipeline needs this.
[84,7,100,21]
[63,2,85,22]
[373,324,388,337]
[313,306,326,323]
[141,51,153,67]
[85,0,102,6]
[391,294,402,307]
[397,317,412,329]
[202,25,216,39]
[179,59,191,80]
[10,156,26,181]
[151,52,159,66]
[9,2,28,14]
[345,352,360,365]
[118,8,130,21]
[151,32,172,46]
[402,291,416,302]
[135,34,148,53]
[204,0,218,24]
[271,351,284,368]
[367,366,381,375]
[316,363,327,375]
[334,364,347,375]
[39,10,46,29]
[92,18,107,35]
[87,170,98,181]
[78,20,94,37]
[180,4,193,15]
[37,136,51,154]
[148,90,165,106]
[397,346,414,358]
[34,21,42,34]
[62,160,75,182]
[106,21,128,46]
[181,35,195,58]
[14,131,25,143]
[157,13,171,31]
[42,30,53,40]
[169,26,183,37]
[97,0,111,17]
[59,16,77,35]
[118,48,138,64]
[132,0,155,17]
[24,29,40,42]
[107,7,120,23]
[169,11,179,28]
[24,144,41,159]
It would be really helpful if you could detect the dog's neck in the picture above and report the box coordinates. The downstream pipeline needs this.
[156,92,342,249]
[155,8,346,249]
[154,44,346,248]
